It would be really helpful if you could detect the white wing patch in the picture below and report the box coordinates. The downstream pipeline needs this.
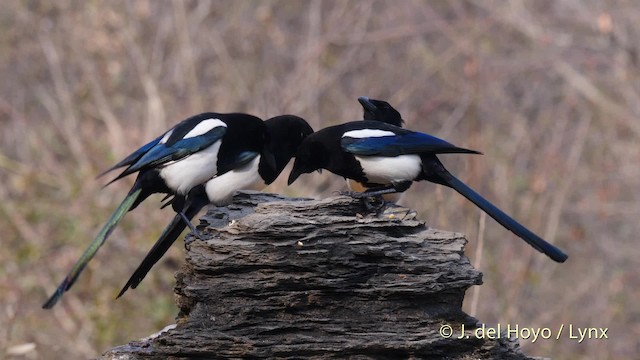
[159,129,174,144]
[343,129,395,139]
[183,118,227,139]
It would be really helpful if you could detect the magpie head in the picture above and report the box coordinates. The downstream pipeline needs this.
[288,135,326,185]
[264,115,314,175]
[358,96,404,127]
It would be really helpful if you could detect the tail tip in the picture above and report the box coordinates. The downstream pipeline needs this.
[552,252,569,263]
[115,286,129,300]
[42,290,62,309]
[42,277,74,309]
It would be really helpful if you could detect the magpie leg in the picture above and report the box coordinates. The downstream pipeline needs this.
[171,194,202,239]
[339,182,412,215]
[338,186,392,214]
[363,181,412,197]
[338,184,399,199]
[337,190,367,199]
[362,187,398,198]
[357,182,413,214]
[179,211,202,239]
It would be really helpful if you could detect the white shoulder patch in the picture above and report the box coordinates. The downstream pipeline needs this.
[183,118,227,139]
[159,129,174,144]
[343,129,395,139]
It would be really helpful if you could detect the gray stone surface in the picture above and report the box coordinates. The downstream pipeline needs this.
[100,191,533,359]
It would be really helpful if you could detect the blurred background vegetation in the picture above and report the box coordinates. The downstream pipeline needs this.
[1,1,638,359]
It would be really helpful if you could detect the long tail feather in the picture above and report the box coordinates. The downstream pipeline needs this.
[435,166,568,263]
[42,186,144,309]
[116,199,206,299]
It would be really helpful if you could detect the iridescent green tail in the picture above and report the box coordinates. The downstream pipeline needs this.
[42,186,143,309]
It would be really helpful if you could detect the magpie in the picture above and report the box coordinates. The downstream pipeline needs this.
[358,96,404,127]
[288,101,569,263]
[348,96,405,196]
[116,115,313,298]
[43,112,276,308]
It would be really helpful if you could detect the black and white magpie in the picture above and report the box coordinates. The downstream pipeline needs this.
[288,99,569,263]
[116,115,313,298]
[43,112,276,308]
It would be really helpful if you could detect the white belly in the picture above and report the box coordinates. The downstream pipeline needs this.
[205,156,265,206]
[160,141,222,195]
[355,154,421,185]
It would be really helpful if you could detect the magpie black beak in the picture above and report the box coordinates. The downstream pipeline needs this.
[357,96,377,113]
[289,156,316,185]
[288,161,322,184]
[288,169,300,185]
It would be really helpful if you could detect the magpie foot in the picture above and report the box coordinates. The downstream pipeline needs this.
[336,191,388,216]
[364,195,387,215]
[183,228,203,251]
[179,211,203,240]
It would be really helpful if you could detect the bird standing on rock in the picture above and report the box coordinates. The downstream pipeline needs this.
[288,97,568,263]
[117,115,314,298]
[43,112,277,308]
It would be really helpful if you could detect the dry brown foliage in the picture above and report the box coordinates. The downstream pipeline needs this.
[1,1,638,359]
